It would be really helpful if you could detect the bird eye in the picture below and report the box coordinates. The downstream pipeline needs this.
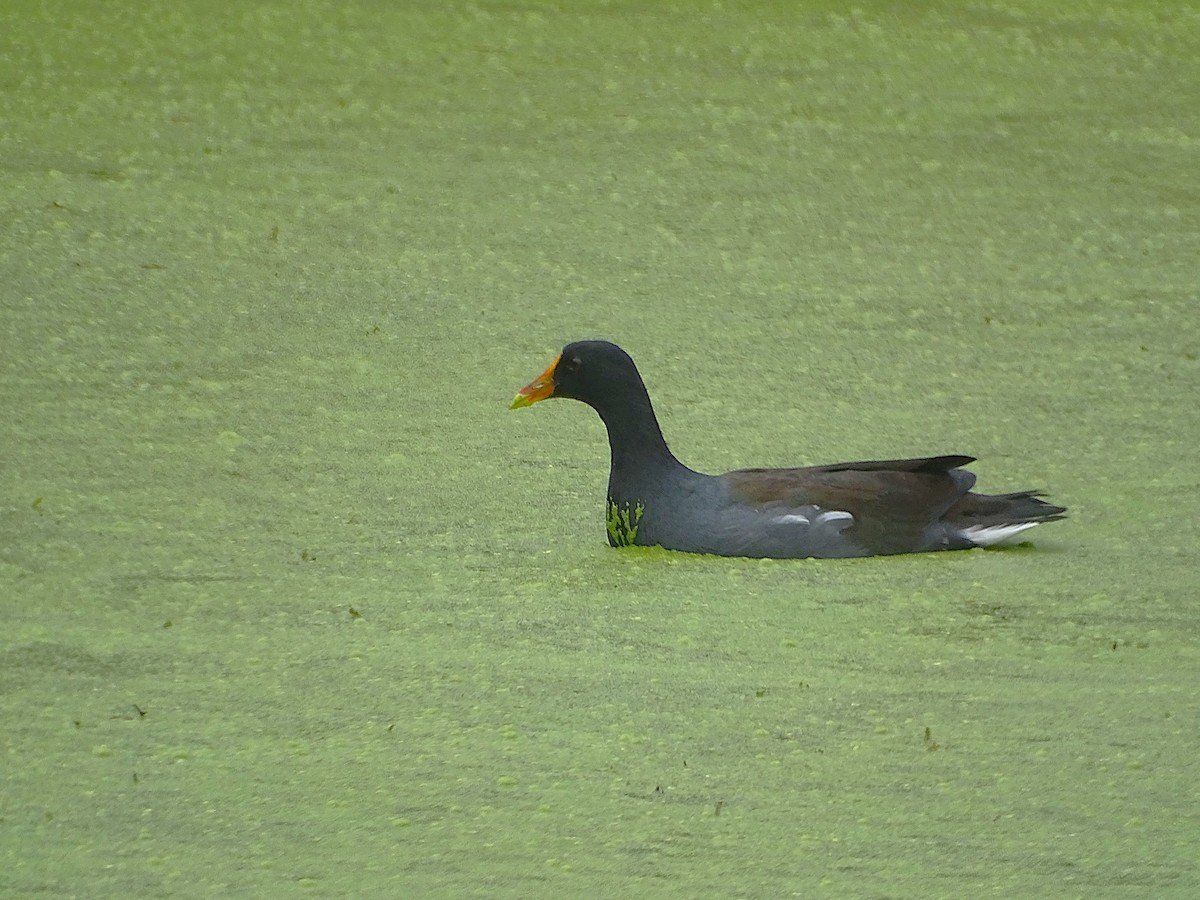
[561,355,582,373]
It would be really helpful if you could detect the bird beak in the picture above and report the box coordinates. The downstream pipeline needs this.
[510,354,560,409]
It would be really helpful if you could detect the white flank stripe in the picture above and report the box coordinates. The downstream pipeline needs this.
[816,510,854,527]
[774,514,810,526]
[772,510,854,529]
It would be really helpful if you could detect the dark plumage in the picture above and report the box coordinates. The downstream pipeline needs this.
[511,340,1066,559]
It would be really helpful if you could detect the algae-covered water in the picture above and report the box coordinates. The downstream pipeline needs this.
[3,1,1198,896]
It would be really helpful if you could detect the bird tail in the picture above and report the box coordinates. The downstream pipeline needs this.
[946,491,1067,548]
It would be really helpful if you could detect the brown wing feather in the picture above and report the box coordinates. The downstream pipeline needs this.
[804,454,976,475]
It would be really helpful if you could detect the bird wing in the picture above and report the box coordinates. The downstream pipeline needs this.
[721,456,977,555]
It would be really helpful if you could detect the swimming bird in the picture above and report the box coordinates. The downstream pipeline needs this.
[510,340,1065,558]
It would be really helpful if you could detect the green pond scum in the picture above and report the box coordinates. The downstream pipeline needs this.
[2,1,1198,897]
[606,499,646,548]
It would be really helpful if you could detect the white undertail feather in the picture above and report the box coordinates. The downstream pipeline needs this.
[959,521,1040,548]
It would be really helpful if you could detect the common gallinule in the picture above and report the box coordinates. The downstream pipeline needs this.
[511,341,1066,559]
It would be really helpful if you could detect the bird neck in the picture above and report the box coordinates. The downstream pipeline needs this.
[591,383,684,483]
